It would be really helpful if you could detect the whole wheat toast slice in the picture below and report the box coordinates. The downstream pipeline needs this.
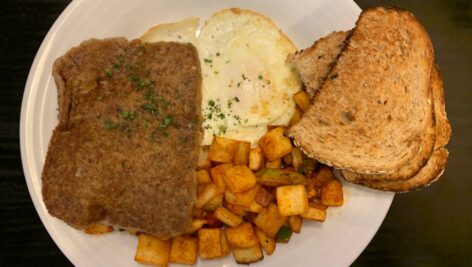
[347,67,451,192]
[288,7,434,174]
[287,31,349,97]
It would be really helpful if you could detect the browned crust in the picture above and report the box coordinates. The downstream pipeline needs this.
[42,38,201,238]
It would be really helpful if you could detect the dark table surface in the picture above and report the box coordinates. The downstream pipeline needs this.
[1,0,471,266]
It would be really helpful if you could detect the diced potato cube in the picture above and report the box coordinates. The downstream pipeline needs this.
[291,147,303,171]
[224,202,247,217]
[288,216,303,233]
[258,127,293,161]
[232,245,264,264]
[247,200,263,213]
[198,146,211,170]
[196,183,218,208]
[301,203,327,222]
[293,90,310,112]
[210,163,232,193]
[313,166,335,188]
[170,236,197,265]
[197,169,212,184]
[208,136,239,163]
[225,222,259,248]
[255,228,276,255]
[276,185,308,216]
[198,228,223,259]
[249,147,264,171]
[214,207,242,227]
[321,179,344,206]
[254,186,274,207]
[188,219,208,233]
[84,223,113,235]
[204,193,223,211]
[225,185,260,206]
[265,159,282,169]
[234,141,251,166]
[289,107,303,126]
[135,233,170,267]
[221,230,231,257]
[193,208,205,219]
[224,165,257,193]
[305,185,318,199]
[282,153,293,166]
[254,203,287,237]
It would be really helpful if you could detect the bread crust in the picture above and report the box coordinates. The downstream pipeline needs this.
[289,6,434,174]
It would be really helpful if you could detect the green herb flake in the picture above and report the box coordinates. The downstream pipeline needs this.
[204,58,213,64]
[160,114,174,128]
[105,69,113,78]
[104,120,118,130]
[225,60,231,64]
[258,74,263,80]
[216,52,220,57]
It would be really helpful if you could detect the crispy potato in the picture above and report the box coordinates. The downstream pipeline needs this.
[293,90,310,112]
[170,236,198,265]
[204,212,223,228]
[84,223,113,235]
[210,163,232,193]
[291,147,303,171]
[276,185,308,216]
[288,216,303,233]
[313,166,335,187]
[198,228,223,259]
[193,208,205,219]
[135,233,170,267]
[234,141,251,166]
[225,222,259,248]
[249,147,264,171]
[289,107,303,126]
[224,165,257,193]
[204,192,224,211]
[198,146,211,170]
[197,169,212,184]
[188,219,208,233]
[214,207,242,227]
[254,186,274,207]
[247,200,263,213]
[255,228,276,255]
[254,203,287,237]
[321,179,344,206]
[208,136,239,163]
[217,230,228,257]
[225,185,260,207]
[301,203,327,222]
[282,153,293,166]
[265,159,282,169]
[258,127,293,161]
[305,184,318,199]
[232,245,264,264]
[224,202,247,217]
[196,183,218,208]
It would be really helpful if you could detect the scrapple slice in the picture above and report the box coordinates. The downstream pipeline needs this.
[42,38,202,238]
[289,6,434,174]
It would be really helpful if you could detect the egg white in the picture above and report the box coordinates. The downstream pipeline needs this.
[198,9,301,145]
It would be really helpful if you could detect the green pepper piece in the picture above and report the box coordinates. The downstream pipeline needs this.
[275,225,293,243]
[255,168,307,186]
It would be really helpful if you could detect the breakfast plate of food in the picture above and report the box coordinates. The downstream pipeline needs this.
[20,0,450,266]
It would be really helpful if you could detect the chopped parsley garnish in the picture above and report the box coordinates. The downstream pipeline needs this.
[258,74,263,80]
[122,110,136,120]
[216,52,220,57]
[234,97,240,102]
[104,120,118,130]
[214,71,219,75]
[160,114,174,128]
[218,125,227,135]
[105,69,113,77]
[242,73,248,80]
[204,58,213,64]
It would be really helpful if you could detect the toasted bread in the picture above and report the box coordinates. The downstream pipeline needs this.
[287,31,349,97]
[288,7,434,174]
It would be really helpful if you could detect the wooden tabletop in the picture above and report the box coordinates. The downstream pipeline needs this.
[1,0,471,266]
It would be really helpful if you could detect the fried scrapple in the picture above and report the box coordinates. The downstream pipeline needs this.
[42,38,202,238]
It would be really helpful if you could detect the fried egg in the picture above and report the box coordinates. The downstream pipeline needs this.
[140,10,301,146]
[199,9,301,145]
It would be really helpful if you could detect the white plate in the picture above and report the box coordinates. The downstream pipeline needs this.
[20,0,394,266]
